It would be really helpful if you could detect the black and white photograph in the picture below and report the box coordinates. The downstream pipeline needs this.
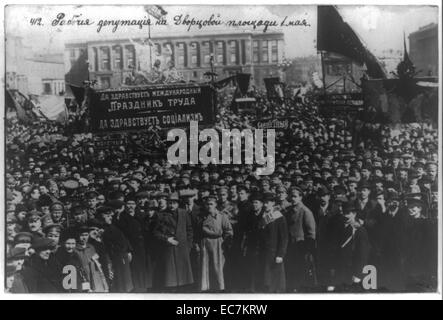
[1,1,441,299]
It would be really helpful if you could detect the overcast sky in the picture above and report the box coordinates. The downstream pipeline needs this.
[5,5,439,58]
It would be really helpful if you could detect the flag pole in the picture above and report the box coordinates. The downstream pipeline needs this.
[320,51,327,95]
[149,21,152,70]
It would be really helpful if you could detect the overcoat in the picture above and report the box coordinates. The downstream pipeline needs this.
[153,208,194,288]
[102,224,134,292]
[117,211,148,291]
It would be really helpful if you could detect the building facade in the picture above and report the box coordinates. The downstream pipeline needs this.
[409,23,438,77]
[6,36,65,96]
[64,31,285,89]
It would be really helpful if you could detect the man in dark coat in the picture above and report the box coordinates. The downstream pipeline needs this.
[352,182,381,265]
[256,192,288,293]
[116,198,148,292]
[153,192,194,291]
[242,192,265,292]
[21,238,61,293]
[235,185,255,291]
[336,204,371,290]
[313,187,342,290]
[378,196,406,291]
[98,206,134,293]
[143,199,160,291]
[179,189,203,292]
[401,198,437,292]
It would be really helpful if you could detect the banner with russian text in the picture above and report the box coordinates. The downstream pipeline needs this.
[88,83,215,133]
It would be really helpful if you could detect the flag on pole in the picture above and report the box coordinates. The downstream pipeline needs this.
[144,5,167,20]
[317,5,386,79]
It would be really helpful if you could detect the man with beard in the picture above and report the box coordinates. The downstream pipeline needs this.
[98,206,134,293]
[115,197,148,292]
[153,192,193,292]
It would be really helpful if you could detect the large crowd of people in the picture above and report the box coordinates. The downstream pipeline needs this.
[5,85,439,294]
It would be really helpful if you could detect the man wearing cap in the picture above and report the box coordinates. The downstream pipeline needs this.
[336,204,371,289]
[98,206,134,293]
[7,247,29,293]
[49,201,67,229]
[25,211,45,239]
[312,186,342,290]
[153,192,194,291]
[70,204,88,229]
[378,195,406,291]
[275,186,291,212]
[179,188,203,291]
[21,237,61,293]
[199,195,233,292]
[116,197,149,292]
[255,192,288,293]
[285,186,316,292]
[216,186,238,290]
[401,197,437,291]
[55,228,90,292]
[85,190,99,220]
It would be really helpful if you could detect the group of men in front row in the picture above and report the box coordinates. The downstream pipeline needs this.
[7,183,437,293]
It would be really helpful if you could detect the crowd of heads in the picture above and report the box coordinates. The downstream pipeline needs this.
[5,84,439,292]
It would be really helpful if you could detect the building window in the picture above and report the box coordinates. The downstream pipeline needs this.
[193,71,198,78]
[164,43,174,65]
[93,47,99,71]
[202,42,211,65]
[262,40,269,63]
[44,83,51,94]
[271,40,278,63]
[125,45,135,69]
[113,46,122,70]
[216,41,225,65]
[253,40,259,63]
[229,41,238,65]
[154,43,161,56]
[190,42,199,67]
[100,47,110,71]
[100,77,110,89]
[177,43,185,67]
